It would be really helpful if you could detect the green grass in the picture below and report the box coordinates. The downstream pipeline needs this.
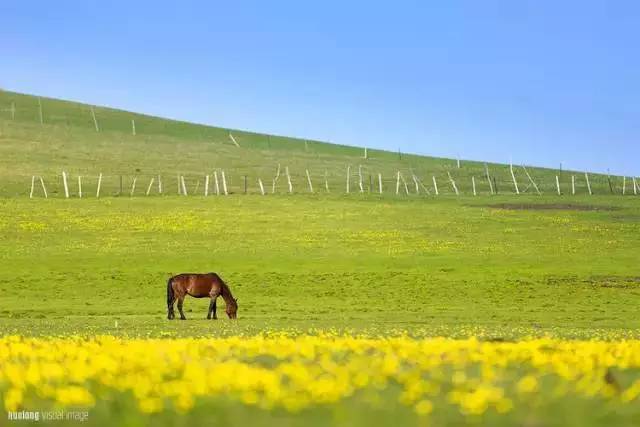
[1,194,638,337]
[1,90,639,426]
[0,90,632,198]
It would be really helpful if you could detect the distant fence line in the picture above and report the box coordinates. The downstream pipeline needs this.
[25,167,640,199]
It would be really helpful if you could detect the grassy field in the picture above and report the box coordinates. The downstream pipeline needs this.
[1,90,639,426]
[0,90,633,198]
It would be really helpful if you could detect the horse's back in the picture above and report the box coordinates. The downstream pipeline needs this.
[170,273,221,298]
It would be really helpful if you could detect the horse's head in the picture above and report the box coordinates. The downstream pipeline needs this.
[226,298,238,319]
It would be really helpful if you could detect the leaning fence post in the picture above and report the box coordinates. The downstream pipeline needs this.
[130,177,137,196]
[62,171,69,198]
[90,106,100,132]
[78,176,82,198]
[181,176,188,196]
[146,177,155,196]
[447,171,459,196]
[571,175,576,195]
[96,173,102,198]
[556,176,561,195]
[412,175,420,194]
[485,163,494,195]
[324,170,330,193]
[221,171,228,195]
[214,171,220,195]
[39,177,48,198]
[522,166,541,195]
[472,176,476,196]
[432,176,439,196]
[285,167,293,193]
[305,169,314,193]
[633,177,638,196]
[358,165,364,193]
[30,176,35,198]
[158,175,162,194]
[395,171,400,195]
[258,178,265,195]
[585,173,592,195]
[401,173,409,195]
[204,175,210,196]
[510,163,520,194]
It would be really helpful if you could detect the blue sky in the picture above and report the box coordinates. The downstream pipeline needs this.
[2,1,638,175]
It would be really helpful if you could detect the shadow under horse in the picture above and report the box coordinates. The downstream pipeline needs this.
[167,273,238,320]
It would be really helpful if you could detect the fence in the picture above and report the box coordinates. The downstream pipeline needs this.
[24,167,640,199]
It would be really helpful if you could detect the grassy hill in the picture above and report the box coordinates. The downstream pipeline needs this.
[0,90,632,198]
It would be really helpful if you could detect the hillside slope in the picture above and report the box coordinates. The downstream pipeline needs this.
[0,90,630,197]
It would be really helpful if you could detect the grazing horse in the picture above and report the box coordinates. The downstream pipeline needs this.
[167,273,238,320]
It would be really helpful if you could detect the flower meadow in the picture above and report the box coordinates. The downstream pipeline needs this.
[2,334,640,425]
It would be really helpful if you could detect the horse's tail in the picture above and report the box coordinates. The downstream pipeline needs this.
[167,277,174,309]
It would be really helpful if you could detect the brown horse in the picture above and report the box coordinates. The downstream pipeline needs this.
[167,273,238,320]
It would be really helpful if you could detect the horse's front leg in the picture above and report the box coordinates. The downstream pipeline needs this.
[208,293,219,320]
[177,296,186,320]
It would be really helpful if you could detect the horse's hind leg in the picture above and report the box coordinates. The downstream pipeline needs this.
[177,296,187,320]
[168,297,176,320]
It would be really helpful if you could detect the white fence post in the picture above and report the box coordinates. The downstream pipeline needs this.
[258,178,265,195]
[39,177,48,198]
[572,175,575,195]
[130,177,137,196]
[30,176,35,198]
[378,173,383,194]
[472,176,476,196]
[447,171,459,195]
[432,176,439,195]
[633,177,638,196]
[324,170,330,193]
[62,171,69,198]
[38,97,43,125]
[221,171,228,195]
[90,106,100,132]
[181,176,188,196]
[510,163,520,194]
[131,119,136,136]
[78,176,82,198]
[96,173,102,198]
[522,166,541,195]
[401,173,409,195]
[395,171,400,195]
[622,176,626,195]
[412,175,420,194]
[555,176,561,195]
[213,172,220,195]
[305,169,313,193]
[286,167,293,193]
[146,177,155,196]
[358,165,364,193]
[204,175,209,196]
[158,175,162,194]
[346,166,351,194]
[485,163,494,195]
[228,133,240,147]
[585,173,592,195]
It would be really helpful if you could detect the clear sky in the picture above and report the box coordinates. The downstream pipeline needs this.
[2,1,638,175]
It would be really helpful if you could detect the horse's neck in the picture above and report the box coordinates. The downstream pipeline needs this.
[220,284,234,304]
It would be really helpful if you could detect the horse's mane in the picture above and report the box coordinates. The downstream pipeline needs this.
[211,273,237,307]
